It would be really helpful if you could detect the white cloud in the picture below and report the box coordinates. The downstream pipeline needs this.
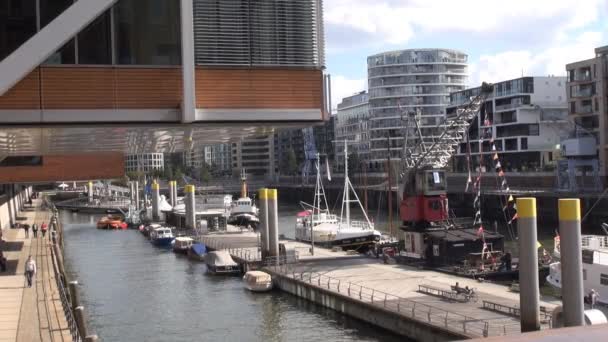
[471,31,604,85]
[330,75,367,112]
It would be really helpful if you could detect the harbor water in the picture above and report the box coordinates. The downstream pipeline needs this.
[60,209,405,342]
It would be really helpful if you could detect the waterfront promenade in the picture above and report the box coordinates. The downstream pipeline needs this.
[0,200,71,342]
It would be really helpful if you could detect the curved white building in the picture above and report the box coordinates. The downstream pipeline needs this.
[367,49,468,170]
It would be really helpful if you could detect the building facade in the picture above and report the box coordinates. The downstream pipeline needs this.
[232,136,275,178]
[366,49,468,170]
[566,46,608,174]
[448,76,569,172]
[125,153,164,173]
[335,91,370,171]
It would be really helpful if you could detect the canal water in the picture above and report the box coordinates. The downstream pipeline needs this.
[60,209,405,342]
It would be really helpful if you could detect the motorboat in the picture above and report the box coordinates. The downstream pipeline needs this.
[172,237,194,254]
[187,243,207,262]
[141,223,162,238]
[295,149,381,251]
[228,169,259,229]
[243,271,273,292]
[150,227,175,247]
[97,215,127,230]
[547,234,608,305]
[205,250,240,275]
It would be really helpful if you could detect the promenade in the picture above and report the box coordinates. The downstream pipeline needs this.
[0,200,71,342]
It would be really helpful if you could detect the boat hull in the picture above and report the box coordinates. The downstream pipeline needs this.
[295,230,380,251]
[245,282,273,292]
[151,237,174,247]
[228,214,259,228]
[172,247,189,254]
[206,265,241,275]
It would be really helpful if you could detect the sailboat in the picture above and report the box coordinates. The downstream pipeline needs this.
[295,143,381,251]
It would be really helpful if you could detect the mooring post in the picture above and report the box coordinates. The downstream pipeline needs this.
[516,197,540,332]
[151,182,160,221]
[559,198,585,327]
[267,189,279,263]
[84,335,99,342]
[87,181,93,204]
[68,280,80,311]
[74,306,88,338]
[258,188,269,260]
[185,185,196,230]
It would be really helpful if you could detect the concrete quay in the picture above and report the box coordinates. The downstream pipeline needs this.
[0,200,73,342]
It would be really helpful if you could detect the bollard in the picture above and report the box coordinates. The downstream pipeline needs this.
[74,306,88,338]
[68,281,80,311]
[84,335,99,342]
[516,197,540,332]
[87,181,93,203]
[134,181,140,210]
[258,188,269,260]
[559,198,585,327]
[185,185,196,230]
[151,182,160,221]
[267,189,279,260]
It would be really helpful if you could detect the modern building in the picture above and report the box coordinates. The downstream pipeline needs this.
[206,144,232,175]
[125,153,164,173]
[366,49,468,171]
[566,46,608,174]
[447,76,569,172]
[232,136,275,178]
[0,0,328,183]
[335,91,370,171]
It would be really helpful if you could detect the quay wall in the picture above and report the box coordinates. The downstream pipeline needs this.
[270,271,468,342]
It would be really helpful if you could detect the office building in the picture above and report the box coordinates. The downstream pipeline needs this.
[335,91,370,171]
[566,45,608,174]
[366,49,468,170]
[125,153,164,173]
[448,76,569,172]
[232,136,275,178]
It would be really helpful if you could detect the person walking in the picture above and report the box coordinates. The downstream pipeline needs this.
[590,289,599,309]
[32,223,38,238]
[22,224,29,238]
[41,222,48,238]
[24,256,36,287]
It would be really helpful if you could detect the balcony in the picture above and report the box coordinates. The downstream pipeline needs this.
[573,87,594,98]
[579,105,593,114]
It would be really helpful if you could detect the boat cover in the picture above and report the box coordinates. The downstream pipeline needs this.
[190,243,207,256]
[159,195,173,212]
[206,251,238,267]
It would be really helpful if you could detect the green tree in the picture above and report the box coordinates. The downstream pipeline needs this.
[286,148,298,175]
[200,163,211,183]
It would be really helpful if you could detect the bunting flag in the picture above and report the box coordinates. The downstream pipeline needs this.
[495,161,502,169]
[477,225,484,237]
[508,195,514,202]
[501,179,507,188]
[498,170,505,177]
[465,173,472,192]
[493,153,499,160]
[513,203,517,210]
[492,144,497,151]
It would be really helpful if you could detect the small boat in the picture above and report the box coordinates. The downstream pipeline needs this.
[173,237,194,254]
[205,250,240,275]
[228,170,259,229]
[187,243,207,262]
[97,215,127,230]
[150,227,175,247]
[142,223,162,238]
[243,271,273,292]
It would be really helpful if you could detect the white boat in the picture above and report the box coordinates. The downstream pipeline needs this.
[228,170,259,229]
[205,251,240,275]
[243,271,273,292]
[295,145,381,251]
[172,237,194,254]
[150,227,175,247]
[547,234,608,305]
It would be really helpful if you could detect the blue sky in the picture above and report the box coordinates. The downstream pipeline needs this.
[324,0,608,109]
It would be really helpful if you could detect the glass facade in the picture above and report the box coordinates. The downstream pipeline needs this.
[0,0,36,60]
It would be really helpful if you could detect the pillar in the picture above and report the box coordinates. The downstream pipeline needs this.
[180,0,196,123]
[559,198,585,327]
[74,306,88,337]
[258,188,269,260]
[134,181,140,210]
[151,182,160,221]
[267,189,279,259]
[88,181,93,203]
[170,181,178,207]
[185,185,196,230]
[516,198,540,332]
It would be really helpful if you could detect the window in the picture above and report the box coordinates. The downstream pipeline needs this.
[78,11,111,64]
[521,138,528,150]
[568,70,575,82]
[0,156,43,167]
[601,273,608,286]
[41,0,76,64]
[0,0,37,60]
[570,102,576,114]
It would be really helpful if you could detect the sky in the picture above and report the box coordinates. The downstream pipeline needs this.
[325,0,608,110]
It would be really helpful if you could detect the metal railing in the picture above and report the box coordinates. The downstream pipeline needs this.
[265,263,521,337]
[50,238,82,342]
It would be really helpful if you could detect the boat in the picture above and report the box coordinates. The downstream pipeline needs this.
[228,169,259,229]
[150,227,175,247]
[205,250,240,275]
[172,237,194,254]
[97,215,127,230]
[547,234,608,305]
[141,223,162,238]
[187,243,207,262]
[294,149,381,251]
[243,271,273,292]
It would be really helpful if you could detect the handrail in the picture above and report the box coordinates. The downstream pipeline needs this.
[265,263,522,337]
[50,235,82,341]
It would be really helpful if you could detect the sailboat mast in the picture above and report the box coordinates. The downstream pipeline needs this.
[344,140,350,228]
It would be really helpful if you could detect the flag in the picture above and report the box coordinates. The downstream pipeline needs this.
[495,161,501,169]
[506,187,510,192]
[492,144,497,151]
[513,203,517,210]
[326,159,332,181]
[508,195,514,202]
[465,173,472,192]
[493,153,499,160]
[501,179,507,188]
[536,241,542,249]
[477,225,484,237]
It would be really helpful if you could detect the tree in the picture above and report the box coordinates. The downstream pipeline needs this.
[200,163,211,184]
[286,148,298,175]
[174,167,184,182]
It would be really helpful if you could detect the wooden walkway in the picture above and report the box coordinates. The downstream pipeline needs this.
[0,200,72,342]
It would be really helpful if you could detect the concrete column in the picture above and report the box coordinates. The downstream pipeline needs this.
[185,185,196,230]
[134,181,140,210]
[170,181,177,207]
[258,188,269,260]
[151,182,160,221]
[516,197,540,332]
[559,198,585,327]
[267,189,279,259]
[87,181,93,203]
[180,0,196,123]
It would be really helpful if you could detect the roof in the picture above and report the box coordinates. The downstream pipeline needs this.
[175,237,193,242]
[244,271,271,282]
[206,251,237,267]
[426,228,503,242]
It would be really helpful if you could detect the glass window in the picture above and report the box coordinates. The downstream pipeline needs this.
[0,0,37,60]
[41,0,76,64]
[115,0,181,65]
[601,273,608,286]
[521,138,528,150]
[78,11,111,64]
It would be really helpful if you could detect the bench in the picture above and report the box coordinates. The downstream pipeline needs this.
[418,284,465,302]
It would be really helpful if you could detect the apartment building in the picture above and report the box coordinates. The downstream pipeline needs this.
[447,76,569,172]
[566,45,608,174]
[125,153,164,173]
[335,91,370,171]
[232,136,275,178]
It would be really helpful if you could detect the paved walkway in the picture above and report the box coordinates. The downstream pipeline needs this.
[0,200,71,342]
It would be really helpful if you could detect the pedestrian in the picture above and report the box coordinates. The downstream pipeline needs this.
[22,224,29,238]
[0,250,6,272]
[590,289,599,309]
[32,223,38,238]
[41,222,48,238]
[24,256,36,287]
